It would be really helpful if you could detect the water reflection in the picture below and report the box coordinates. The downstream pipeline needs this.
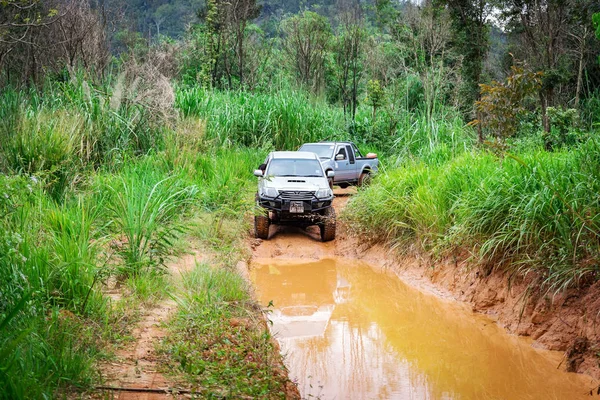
[251,258,596,400]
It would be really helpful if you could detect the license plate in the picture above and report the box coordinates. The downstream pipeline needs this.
[290,201,304,213]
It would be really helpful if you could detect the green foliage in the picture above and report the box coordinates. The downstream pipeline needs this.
[366,79,385,118]
[163,264,291,398]
[344,139,600,292]
[281,10,332,93]
[329,15,366,120]
[175,86,346,149]
[474,65,542,140]
[101,159,198,275]
[0,78,166,198]
[0,175,110,400]
[543,107,584,150]
[444,0,491,109]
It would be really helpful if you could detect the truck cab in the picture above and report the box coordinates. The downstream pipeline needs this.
[298,142,378,188]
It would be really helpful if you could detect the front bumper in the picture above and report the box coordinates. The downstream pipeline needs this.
[257,196,333,214]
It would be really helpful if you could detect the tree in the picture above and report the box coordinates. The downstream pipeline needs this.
[443,0,492,111]
[197,0,261,88]
[398,3,456,125]
[331,7,365,121]
[567,1,597,108]
[473,64,542,141]
[281,11,332,94]
[366,79,384,119]
[501,0,571,133]
[1,0,109,86]
[228,0,261,87]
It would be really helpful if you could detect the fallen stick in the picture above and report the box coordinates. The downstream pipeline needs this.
[95,385,192,394]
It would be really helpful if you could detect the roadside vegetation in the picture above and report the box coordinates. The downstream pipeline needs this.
[1,0,600,398]
[345,142,600,292]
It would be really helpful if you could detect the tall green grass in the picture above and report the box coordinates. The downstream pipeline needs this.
[0,78,165,200]
[176,86,347,149]
[100,158,198,275]
[174,85,473,159]
[344,139,600,292]
[0,175,110,399]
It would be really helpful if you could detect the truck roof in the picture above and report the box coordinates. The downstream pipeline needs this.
[270,151,319,160]
[302,141,355,146]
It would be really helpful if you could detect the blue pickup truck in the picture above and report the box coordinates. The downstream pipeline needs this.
[299,142,378,188]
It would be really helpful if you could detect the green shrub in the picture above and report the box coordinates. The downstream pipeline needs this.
[101,158,198,275]
[175,86,346,149]
[344,139,600,291]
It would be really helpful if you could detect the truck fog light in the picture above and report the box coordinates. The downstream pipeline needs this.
[269,201,276,207]
[316,202,324,208]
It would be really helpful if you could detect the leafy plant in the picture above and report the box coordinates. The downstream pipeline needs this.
[543,107,583,150]
[472,65,542,142]
[103,161,198,275]
[366,79,385,119]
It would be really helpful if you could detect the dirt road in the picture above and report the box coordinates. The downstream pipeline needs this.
[249,187,600,399]
[251,188,356,260]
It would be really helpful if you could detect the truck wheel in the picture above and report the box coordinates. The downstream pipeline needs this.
[358,172,371,187]
[255,214,270,239]
[320,207,336,242]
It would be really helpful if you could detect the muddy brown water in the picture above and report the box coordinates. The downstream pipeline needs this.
[250,257,596,400]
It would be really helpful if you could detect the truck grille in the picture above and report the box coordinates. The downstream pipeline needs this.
[278,190,315,200]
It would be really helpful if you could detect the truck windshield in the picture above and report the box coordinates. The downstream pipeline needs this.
[298,144,334,159]
[267,159,324,177]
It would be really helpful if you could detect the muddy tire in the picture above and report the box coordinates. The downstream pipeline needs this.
[254,214,270,239]
[358,171,371,187]
[320,207,336,242]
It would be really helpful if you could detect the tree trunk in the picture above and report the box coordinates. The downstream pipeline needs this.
[574,33,586,109]
[237,22,245,87]
[477,110,483,143]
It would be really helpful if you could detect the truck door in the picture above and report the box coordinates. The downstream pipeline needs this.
[345,144,358,180]
[335,145,356,182]
[334,145,353,181]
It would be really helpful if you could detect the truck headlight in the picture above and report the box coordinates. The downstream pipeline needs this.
[315,188,333,199]
[261,187,279,198]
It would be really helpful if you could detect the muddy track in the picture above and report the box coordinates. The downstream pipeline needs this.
[249,187,600,383]
[251,188,356,261]
[97,251,205,400]
[96,187,599,399]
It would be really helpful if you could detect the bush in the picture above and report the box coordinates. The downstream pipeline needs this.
[101,158,198,275]
[344,139,600,291]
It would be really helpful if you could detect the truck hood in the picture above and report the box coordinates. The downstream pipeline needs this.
[263,176,329,191]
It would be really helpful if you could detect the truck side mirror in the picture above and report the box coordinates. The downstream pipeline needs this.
[335,154,345,161]
[253,169,263,177]
[327,170,335,178]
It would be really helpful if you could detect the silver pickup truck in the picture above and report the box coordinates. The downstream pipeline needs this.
[298,142,378,188]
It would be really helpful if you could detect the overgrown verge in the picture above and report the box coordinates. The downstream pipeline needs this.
[344,139,600,292]
[0,77,269,397]
[161,262,297,398]
[154,180,299,398]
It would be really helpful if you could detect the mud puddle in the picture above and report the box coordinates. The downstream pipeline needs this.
[250,257,596,400]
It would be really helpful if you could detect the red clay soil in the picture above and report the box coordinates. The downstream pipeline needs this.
[249,188,600,382]
[96,252,203,400]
